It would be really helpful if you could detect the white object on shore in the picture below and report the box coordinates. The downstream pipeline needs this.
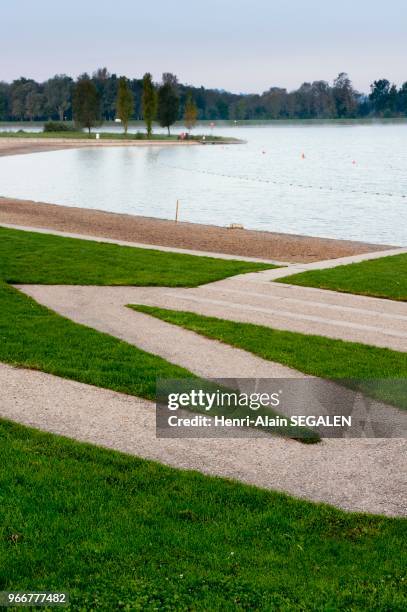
[96,133,100,140]
[229,223,244,229]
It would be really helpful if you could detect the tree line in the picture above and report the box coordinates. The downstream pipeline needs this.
[1,69,406,130]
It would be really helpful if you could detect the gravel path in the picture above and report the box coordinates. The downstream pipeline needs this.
[19,265,407,352]
[16,284,302,379]
[1,362,405,516]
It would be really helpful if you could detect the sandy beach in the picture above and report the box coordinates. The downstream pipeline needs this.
[0,196,393,262]
[0,136,199,157]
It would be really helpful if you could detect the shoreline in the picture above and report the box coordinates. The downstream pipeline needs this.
[0,136,201,158]
[0,197,393,263]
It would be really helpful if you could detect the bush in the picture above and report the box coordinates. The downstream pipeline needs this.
[43,121,76,133]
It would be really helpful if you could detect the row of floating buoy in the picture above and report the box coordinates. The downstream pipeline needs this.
[260,150,358,164]
[158,161,405,198]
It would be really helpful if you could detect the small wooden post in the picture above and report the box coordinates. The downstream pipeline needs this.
[175,199,179,222]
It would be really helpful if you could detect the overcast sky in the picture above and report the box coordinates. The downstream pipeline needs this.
[2,0,406,93]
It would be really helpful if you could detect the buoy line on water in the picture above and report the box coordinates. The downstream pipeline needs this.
[157,161,407,200]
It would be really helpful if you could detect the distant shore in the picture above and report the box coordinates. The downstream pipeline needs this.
[0,132,245,157]
[0,197,392,263]
[0,136,203,158]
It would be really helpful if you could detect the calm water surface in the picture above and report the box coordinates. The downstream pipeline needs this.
[0,123,406,245]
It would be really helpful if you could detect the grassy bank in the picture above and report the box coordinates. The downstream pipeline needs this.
[277,253,407,301]
[0,227,273,286]
[1,419,405,611]
[133,306,407,408]
[0,130,239,143]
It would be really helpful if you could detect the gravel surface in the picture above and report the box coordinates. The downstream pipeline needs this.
[1,362,405,516]
[17,284,303,378]
[19,270,407,353]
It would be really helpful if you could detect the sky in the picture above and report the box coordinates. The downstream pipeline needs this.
[1,0,406,93]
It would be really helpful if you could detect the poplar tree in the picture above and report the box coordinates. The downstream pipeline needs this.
[157,73,179,135]
[142,73,157,137]
[184,92,198,131]
[116,77,134,134]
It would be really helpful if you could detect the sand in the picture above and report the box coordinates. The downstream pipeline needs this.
[0,136,199,158]
[0,197,392,263]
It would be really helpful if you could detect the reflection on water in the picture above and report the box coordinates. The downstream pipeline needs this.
[0,124,406,245]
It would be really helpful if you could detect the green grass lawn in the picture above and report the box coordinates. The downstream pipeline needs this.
[0,130,173,140]
[0,130,235,143]
[0,227,273,286]
[1,419,405,611]
[277,253,407,301]
[132,306,407,409]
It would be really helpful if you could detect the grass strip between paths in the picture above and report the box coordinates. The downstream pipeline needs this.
[132,306,407,409]
[0,419,406,611]
[0,227,274,287]
[276,253,407,301]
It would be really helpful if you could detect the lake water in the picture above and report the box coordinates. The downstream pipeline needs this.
[0,122,406,245]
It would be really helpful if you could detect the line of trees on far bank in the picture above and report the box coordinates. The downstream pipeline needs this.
[1,69,407,132]
[2,70,196,135]
[72,71,198,135]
